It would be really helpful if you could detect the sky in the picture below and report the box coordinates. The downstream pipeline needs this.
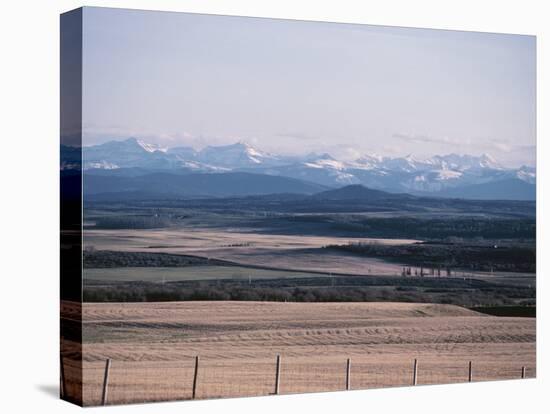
[82,7,536,167]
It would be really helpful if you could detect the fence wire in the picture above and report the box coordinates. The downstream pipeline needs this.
[68,357,535,406]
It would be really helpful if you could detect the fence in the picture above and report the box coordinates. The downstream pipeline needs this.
[61,356,535,406]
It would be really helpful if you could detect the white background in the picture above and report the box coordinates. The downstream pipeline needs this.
[0,0,547,412]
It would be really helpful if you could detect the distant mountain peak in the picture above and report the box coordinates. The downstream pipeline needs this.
[431,153,502,170]
[112,137,166,153]
[196,141,279,168]
[357,153,384,162]
[354,154,385,169]
[317,153,335,160]
[236,140,254,148]
[79,138,534,200]
[136,138,166,153]
[479,153,500,168]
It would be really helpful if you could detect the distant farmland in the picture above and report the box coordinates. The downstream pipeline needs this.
[84,265,327,282]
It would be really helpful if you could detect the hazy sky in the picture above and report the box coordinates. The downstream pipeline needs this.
[82,7,536,167]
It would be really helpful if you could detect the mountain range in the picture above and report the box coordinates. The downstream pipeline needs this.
[62,137,536,200]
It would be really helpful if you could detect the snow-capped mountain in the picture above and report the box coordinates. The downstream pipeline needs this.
[77,138,536,200]
[195,142,285,169]
[432,153,501,171]
[82,138,169,170]
[515,166,536,185]
[135,139,166,153]
[82,138,219,171]
[352,153,502,173]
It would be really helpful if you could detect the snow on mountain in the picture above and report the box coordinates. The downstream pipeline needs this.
[84,138,209,170]
[413,169,463,183]
[379,155,432,173]
[351,153,502,173]
[84,160,120,170]
[353,154,385,169]
[305,158,347,171]
[60,144,82,170]
[135,139,166,153]
[196,142,284,168]
[329,171,360,185]
[516,166,536,184]
[435,169,464,180]
[80,138,535,199]
[298,155,360,184]
[243,153,360,186]
[431,153,502,171]
[405,169,465,192]
[83,138,152,169]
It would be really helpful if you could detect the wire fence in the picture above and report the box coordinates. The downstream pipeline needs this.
[61,356,535,406]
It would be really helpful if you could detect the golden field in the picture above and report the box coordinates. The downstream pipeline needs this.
[61,301,535,405]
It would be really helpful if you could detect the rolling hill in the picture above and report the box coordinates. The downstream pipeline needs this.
[83,171,328,200]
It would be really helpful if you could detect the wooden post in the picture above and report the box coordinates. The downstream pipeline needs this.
[274,354,281,395]
[468,361,473,382]
[521,366,526,379]
[346,358,351,390]
[192,356,200,399]
[101,358,111,406]
[60,356,67,398]
[412,359,418,386]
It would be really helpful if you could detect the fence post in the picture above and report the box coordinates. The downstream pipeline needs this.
[346,358,351,390]
[521,366,526,379]
[60,356,67,398]
[274,354,281,395]
[412,359,418,386]
[101,358,111,406]
[192,356,199,399]
[468,361,473,382]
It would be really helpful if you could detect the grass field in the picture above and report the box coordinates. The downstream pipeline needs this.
[76,214,536,406]
[84,229,534,280]
[61,300,536,405]
[83,229,416,276]
[84,266,327,282]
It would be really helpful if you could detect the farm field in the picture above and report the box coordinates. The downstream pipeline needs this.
[84,265,327,282]
[83,228,419,275]
[77,199,536,405]
[83,228,533,280]
[62,301,536,405]
[84,262,536,287]
[83,228,421,252]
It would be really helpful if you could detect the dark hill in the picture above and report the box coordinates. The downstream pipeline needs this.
[82,171,328,200]
[312,184,412,201]
[434,178,535,201]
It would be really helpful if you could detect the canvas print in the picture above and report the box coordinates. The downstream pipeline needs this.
[60,7,536,406]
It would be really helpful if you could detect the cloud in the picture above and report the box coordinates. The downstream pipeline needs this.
[276,132,321,141]
[82,123,201,148]
[488,138,535,155]
[388,132,536,167]
[392,132,461,145]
